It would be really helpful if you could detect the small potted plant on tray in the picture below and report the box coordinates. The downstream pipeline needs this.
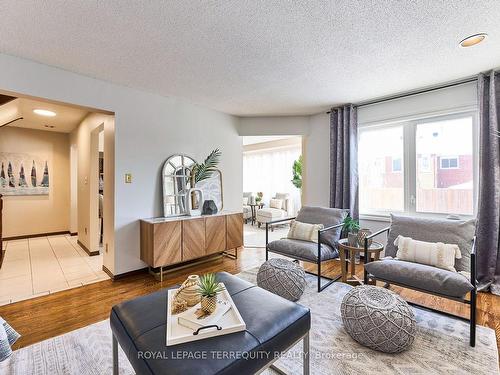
[198,273,225,314]
[342,216,360,247]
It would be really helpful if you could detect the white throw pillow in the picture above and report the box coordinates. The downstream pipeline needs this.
[242,197,249,206]
[395,235,462,272]
[269,198,284,210]
[287,221,324,243]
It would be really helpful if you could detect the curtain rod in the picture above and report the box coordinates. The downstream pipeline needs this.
[326,76,478,114]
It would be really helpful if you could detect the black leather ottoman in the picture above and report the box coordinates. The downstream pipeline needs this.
[110,272,310,375]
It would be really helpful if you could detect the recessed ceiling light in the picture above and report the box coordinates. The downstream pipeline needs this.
[459,33,487,48]
[33,109,56,117]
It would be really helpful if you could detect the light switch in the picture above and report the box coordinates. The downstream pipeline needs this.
[125,173,132,183]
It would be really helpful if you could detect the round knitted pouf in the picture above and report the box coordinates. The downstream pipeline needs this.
[257,259,306,301]
[341,285,416,353]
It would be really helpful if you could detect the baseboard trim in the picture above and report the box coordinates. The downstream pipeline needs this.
[77,240,100,256]
[4,231,70,241]
[102,265,114,279]
[102,265,148,281]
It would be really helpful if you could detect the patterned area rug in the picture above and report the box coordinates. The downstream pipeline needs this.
[2,267,498,375]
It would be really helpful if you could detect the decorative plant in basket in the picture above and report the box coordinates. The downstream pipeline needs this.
[198,273,225,315]
[342,216,360,247]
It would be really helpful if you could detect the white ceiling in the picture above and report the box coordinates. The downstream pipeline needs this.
[0,98,88,133]
[0,1,499,116]
[242,135,299,146]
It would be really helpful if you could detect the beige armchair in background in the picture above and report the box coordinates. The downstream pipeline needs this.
[256,192,294,229]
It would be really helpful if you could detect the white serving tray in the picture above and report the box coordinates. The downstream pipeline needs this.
[166,283,246,346]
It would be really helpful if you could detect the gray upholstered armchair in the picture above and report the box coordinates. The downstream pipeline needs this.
[363,215,477,346]
[266,206,349,292]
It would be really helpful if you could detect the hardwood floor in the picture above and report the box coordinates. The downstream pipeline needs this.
[1,247,499,357]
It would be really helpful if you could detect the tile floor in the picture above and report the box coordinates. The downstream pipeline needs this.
[0,235,110,306]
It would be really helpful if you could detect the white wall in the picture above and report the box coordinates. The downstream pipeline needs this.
[303,112,330,207]
[238,116,310,136]
[69,143,78,234]
[0,53,242,275]
[0,126,70,237]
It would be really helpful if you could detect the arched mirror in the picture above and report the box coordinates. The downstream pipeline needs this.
[162,154,196,217]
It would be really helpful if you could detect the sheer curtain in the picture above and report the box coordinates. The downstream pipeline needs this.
[243,146,302,214]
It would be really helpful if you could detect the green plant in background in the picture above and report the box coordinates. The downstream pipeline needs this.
[192,148,221,184]
[255,191,263,204]
[291,155,303,189]
[198,273,225,297]
[342,216,360,234]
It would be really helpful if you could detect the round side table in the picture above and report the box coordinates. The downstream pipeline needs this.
[338,238,384,285]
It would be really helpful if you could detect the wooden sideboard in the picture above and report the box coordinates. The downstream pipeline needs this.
[140,211,243,280]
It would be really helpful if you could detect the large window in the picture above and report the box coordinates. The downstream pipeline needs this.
[359,113,476,217]
[359,126,404,213]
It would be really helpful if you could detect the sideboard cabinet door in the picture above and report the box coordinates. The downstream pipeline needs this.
[226,213,243,250]
[182,218,206,261]
[140,221,182,267]
[205,215,226,255]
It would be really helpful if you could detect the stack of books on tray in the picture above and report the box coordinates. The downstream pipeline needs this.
[177,299,231,331]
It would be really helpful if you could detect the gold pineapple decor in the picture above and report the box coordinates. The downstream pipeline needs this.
[198,273,225,315]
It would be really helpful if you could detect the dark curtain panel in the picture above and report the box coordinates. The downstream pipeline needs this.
[330,104,358,219]
[476,71,500,295]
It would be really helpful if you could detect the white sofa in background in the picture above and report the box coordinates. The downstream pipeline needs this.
[256,193,294,229]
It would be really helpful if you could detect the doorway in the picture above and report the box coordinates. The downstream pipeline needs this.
[241,135,303,248]
[0,92,114,304]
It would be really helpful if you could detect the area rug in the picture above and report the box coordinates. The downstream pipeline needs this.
[239,268,499,375]
[243,223,289,248]
[2,268,498,375]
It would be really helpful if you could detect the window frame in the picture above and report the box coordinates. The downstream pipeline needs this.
[391,158,402,172]
[439,156,460,170]
[358,109,478,220]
